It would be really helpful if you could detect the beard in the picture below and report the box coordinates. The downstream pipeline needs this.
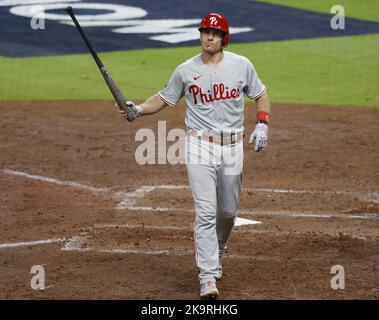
[203,42,223,55]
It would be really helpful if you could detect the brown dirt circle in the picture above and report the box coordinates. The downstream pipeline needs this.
[0,100,378,299]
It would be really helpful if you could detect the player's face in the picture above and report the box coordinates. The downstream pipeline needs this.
[200,28,224,54]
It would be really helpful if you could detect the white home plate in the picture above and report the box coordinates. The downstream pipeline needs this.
[235,217,261,226]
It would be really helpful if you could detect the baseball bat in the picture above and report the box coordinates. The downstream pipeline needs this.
[65,6,133,116]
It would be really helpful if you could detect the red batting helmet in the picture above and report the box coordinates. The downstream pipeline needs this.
[198,13,230,47]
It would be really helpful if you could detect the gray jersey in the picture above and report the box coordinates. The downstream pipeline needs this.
[158,51,266,131]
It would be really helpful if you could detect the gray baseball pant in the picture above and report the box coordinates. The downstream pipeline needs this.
[185,135,243,283]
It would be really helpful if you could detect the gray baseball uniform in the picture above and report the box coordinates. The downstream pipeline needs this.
[158,51,266,283]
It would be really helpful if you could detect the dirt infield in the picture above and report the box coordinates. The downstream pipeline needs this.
[0,100,378,299]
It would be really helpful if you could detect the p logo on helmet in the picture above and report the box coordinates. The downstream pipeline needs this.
[198,13,230,47]
[209,17,218,26]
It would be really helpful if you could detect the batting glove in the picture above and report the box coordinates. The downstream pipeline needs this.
[248,122,268,152]
[117,101,142,122]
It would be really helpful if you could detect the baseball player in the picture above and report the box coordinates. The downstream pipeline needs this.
[118,13,271,299]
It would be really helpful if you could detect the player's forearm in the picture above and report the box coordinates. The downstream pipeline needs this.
[256,91,271,114]
[139,94,168,116]
[255,91,271,123]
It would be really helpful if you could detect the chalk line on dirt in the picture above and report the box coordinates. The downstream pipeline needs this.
[0,238,66,249]
[3,168,378,212]
[2,169,109,193]
[93,223,374,240]
[2,168,377,253]
[60,236,280,261]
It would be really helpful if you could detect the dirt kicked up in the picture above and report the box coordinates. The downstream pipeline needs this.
[0,101,378,299]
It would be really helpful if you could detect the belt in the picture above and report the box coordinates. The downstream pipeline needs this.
[189,130,245,146]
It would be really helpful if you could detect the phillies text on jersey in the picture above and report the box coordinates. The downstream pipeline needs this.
[158,51,266,131]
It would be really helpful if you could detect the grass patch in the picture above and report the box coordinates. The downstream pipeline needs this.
[0,34,378,106]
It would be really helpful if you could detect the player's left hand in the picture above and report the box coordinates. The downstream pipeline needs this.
[248,122,268,152]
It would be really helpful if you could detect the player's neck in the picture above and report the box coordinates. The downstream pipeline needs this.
[201,50,224,68]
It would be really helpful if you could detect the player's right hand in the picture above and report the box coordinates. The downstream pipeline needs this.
[116,101,142,122]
